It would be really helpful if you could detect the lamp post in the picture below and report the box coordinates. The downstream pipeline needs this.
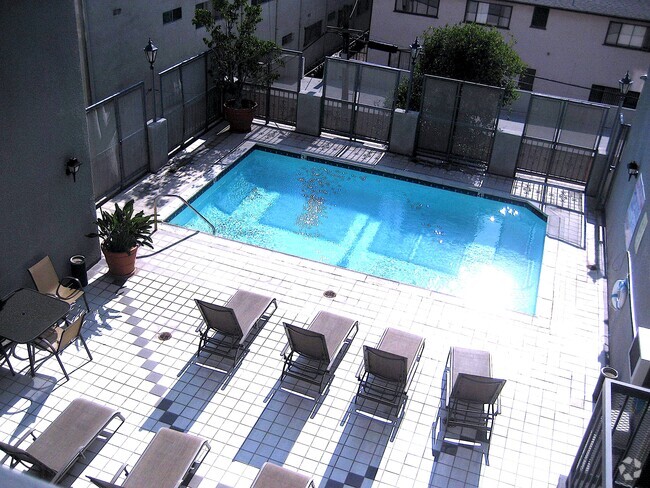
[406,37,421,112]
[616,71,633,126]
[144,38,158,122]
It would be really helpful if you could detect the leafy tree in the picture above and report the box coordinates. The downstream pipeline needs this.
[194,0,282,108]
[399,23,526,109]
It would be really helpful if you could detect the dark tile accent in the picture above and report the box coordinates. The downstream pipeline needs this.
[127,316,142,326]
[146,372,163,383]
[365,466,378,480]
[324,480,344,488]
[157,398,174,411]
[441,444,458,455]
[123,306,138,315]
[159,411,179,425]
[119,297,134,306]
[137,348,153,359]
[344,473,364,488]
[150,384,167,396]
[130,325,145,336]
[141,360,157,371]
[134,337,149,348]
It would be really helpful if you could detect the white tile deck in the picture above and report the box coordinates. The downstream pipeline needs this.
[0,124,605,487]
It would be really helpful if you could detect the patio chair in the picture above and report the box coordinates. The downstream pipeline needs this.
[281,311,359,393]
[356,327,425,414]
[0,338,16,375]
[28,256,90,311]
[251,462,315,488]
[0,398,124,484]
[436,346,506,465]
[33,311,92,380]
[194,290,277,365]
[88,427,210,488]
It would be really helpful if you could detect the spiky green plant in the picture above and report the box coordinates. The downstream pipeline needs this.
[88,200,154,254]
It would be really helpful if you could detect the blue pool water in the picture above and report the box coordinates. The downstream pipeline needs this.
[170,149,547,314]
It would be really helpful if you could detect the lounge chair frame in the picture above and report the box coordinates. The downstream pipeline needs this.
[251,462,316,488]
[0,398,124,484]
[88,427,211,488]
[281,312,359,393]
[195,291,277,366]
[436,347,506,465]
[355,328,425,413]
[0,338,15,375]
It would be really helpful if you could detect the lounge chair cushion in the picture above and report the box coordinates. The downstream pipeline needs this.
[376,328,423,374]
[226,290,274,341]
[122,428,207,488]
[307,311,357,363]
[450,346,491,390]
[252,462,312,488]
[26,398,121,478]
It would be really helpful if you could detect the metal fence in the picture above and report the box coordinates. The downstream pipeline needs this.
[86,82,149,204]
[242,50,303,126]
[416,75,504,167]
[567,379,650,487]
[516,95,609,185]
[321,57,401,143]
[160,52,219,153]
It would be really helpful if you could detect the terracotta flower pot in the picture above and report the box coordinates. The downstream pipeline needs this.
[102,245,139,277]
[224,100,257,133]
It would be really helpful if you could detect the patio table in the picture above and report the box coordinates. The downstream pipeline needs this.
[0,288,70,376]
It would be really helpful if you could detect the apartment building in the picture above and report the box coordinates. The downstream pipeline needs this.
[78,0,370,108]
[367,0,650,104]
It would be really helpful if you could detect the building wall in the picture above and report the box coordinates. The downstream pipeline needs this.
[369,0,649,101]
[81,0,370,117]
[605,67,650,381]
[0,0,99,298]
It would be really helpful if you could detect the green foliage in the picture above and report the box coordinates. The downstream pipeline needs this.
[88,200,154,253]
[193,0,282,108]
[398,23,526,109]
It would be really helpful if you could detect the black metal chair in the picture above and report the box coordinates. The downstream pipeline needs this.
[33,312,92,380]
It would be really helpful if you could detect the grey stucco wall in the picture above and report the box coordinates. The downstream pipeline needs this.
[0,1,100,298]
[604,69,650,381]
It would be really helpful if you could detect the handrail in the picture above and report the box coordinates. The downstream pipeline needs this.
[153,194,216,234]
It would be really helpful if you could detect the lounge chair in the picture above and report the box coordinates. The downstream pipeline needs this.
[33,312,92,380]
[436,346,506,465]
[251,462,315,488]
[194,290,277,365]
[88,427,210,488]
[281,311,359,393]
[356,327,425,414]
[0,398,124,484]
[28,256,90,312]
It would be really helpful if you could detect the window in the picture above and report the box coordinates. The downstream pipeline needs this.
[163,7,182,24]
[465,1,511,28]
[530,6,549,29]
[252,0,272,4]
[282,32,294,46]
[589,85,640,109]
[605,22,650,50]
[396,0,440,17]
[518,68,536,91]
[304,20,322,47]
[195,2,210,27]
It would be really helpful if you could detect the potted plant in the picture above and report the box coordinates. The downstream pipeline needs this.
[87,200,154,277]
[193,0,282,132]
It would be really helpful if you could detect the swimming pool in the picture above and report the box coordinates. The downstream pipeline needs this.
[169,148,547,314]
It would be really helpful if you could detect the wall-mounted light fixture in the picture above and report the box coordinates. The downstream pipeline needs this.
[406,37,422,112]
[628,161,640,181]
[66,157,82,182]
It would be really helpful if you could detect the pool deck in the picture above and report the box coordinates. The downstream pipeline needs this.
[0,123,606,487]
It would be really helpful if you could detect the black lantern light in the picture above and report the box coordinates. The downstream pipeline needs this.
[144,38,158,122]
[65,158,82,182]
